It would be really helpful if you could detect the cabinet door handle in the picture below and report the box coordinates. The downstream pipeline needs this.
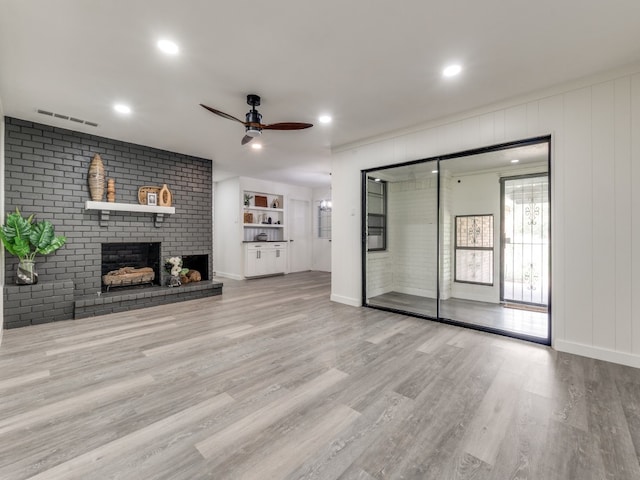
[276,250,280,258]
[257,251,261,259]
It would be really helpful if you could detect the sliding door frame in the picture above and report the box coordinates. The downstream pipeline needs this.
[361,135,552,345]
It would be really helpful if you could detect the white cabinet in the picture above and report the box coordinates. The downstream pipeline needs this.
[244,243,287,278]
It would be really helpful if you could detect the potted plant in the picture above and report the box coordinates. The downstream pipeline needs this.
[0,208,67,284]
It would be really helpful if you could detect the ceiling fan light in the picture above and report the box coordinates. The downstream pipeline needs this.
[245,127,262,137]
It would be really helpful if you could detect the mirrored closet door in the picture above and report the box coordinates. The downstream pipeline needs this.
[362,137,551,344]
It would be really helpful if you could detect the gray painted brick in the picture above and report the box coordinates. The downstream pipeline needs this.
[4,117,213,327]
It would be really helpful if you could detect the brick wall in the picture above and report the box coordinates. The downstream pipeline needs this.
[3,117,213,324]
[388,178,438,298]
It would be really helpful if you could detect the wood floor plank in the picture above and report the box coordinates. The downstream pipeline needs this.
[461,369,525,465]
[195,367,349,459]
[0,374,155,436]
[25,392,235,480]
[0,370,50,390]
[45,323,178,355]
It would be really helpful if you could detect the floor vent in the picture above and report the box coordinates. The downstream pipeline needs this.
[37,109,99,127]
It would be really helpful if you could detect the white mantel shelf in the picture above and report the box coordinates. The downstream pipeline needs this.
[85,201,175,227]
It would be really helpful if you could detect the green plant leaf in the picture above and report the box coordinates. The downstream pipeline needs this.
[37,235,67,255]
[31,221,66,255]
[10,236,31,258]
[0,208,34,259]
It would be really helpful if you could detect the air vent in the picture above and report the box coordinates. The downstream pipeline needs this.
[37,109,98,127]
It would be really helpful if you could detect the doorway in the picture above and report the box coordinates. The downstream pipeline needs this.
[362,137,551,344]
[289,198,311,272]
[501,175,550,306]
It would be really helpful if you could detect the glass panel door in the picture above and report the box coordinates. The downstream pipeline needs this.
[364,162,439,318]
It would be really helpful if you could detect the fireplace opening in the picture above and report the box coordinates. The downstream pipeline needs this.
[101,243,161,291]
[182,255,209,281]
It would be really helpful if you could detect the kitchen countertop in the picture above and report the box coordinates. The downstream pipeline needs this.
[242,240,288,243]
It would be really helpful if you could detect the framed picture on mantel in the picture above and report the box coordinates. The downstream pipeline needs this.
[255,195,268,207]
[147,192,157,206]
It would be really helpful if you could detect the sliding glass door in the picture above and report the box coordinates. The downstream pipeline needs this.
[364,161,439,318]
[362,137,551,344]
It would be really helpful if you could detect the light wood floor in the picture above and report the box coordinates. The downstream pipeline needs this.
[1,272,639,479]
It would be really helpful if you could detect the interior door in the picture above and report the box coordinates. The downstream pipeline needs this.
[289,198,311,272]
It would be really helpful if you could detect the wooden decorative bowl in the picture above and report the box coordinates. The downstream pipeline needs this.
[138,186,161,205]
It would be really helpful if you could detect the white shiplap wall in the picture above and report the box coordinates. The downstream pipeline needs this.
[331,67,640,367]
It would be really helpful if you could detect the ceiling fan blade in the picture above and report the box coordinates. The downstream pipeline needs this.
[241,135,254,145]
[200,104,246,125]
[262,122,313,130]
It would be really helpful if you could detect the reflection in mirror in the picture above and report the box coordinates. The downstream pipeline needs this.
[438,142,550,341]
[365,161,438,318]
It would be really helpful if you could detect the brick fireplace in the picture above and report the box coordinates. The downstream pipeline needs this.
[2,117,220,328]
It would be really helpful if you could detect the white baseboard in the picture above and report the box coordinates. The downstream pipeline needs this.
[330,294,361,307]
[214,271,243,281]
[554,339,640,368]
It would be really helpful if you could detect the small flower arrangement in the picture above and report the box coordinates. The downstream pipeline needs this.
[165,256,188,277]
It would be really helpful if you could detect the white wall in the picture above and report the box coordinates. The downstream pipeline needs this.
[332,65,640,367]
[449,172,501,303]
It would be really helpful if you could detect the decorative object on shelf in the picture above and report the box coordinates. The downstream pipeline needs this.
[88,153,105,201]
[271,198,280,208]
[0,208,67,285]
[159,184,173,207]
[138,186,161,205]
[165,256,188,287]
[107,178,116,203]
[147,192,158,206]
[244,193,253,206]
[267,216,272,224]
[243,212,254,223]
[255,195,268,207]
[180,269,202,284]
[255,232,268,241]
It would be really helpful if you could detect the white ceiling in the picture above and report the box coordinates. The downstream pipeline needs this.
[1,1,639,188]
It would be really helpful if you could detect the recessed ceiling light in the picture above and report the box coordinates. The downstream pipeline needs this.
[157,39,179,55]
[442,64,462,77]
[113,104,131,114]
[251,143,262,150]
[511,159,520,163]
[319,115,332,124]
[374,178,381,182]
[432,170,438,174]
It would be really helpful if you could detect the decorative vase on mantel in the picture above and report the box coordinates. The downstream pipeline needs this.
[88,153,105,201]
[158,184,172,207]
[16,260,38,285]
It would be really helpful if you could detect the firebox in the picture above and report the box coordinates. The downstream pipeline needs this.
[101,243,161,291]
[182,254,209,280]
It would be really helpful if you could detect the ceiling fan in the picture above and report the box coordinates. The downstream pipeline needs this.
[200,94,313,145]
